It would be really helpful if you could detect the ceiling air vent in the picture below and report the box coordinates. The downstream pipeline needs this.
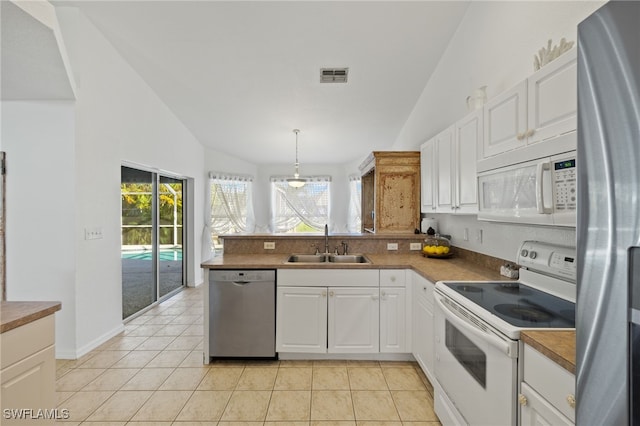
[320,68,348,83]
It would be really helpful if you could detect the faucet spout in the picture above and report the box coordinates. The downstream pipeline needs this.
[324,224,329,254]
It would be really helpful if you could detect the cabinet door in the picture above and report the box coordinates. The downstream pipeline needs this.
[380,287,406,353]
[454,110,481,214]
[276,286,327,353]
[420,140,436,213]
[520,382,573,426]
[483,80,527,158]
[1,346,56,424]
[412,274,435,380]
[328,287,379,353]
[527,48,577,144]
[377,169,420,233]
[435,126,454,212]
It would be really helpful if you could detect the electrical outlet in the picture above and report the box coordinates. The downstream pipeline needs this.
[387,243,398,251]
[264,242,276,250]
[410,242,422,250]
[84,227,103,240]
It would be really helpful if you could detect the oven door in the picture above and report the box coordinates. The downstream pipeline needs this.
[434,292,518,426]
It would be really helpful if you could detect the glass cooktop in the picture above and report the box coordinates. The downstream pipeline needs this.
[442,282,575,328]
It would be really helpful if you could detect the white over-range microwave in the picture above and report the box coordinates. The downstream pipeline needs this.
[477,132,577,227]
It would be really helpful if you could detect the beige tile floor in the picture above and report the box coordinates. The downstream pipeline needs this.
[56,285,441,425]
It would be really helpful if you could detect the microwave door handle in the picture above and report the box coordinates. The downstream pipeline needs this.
[434,294,515,357]
[536,162,553,214]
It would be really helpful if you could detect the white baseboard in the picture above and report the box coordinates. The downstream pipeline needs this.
[277,353,415,361]
[56,323,125,360]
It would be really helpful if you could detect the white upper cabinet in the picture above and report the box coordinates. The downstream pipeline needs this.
[483,80,528,158]
[435,126,455,212]
[420,140,436,213]
[453,110,480,214]
[482,48,577,160]
[424,111,479,215]
[527,48,577,143]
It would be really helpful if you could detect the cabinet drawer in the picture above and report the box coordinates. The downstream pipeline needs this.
[380,270,406,287]
[523,344,575,422]
[278,269,379,287]
[1,315,55,370]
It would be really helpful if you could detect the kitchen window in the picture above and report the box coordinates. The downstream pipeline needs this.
[208,172,255,252]
[271,176,330,233]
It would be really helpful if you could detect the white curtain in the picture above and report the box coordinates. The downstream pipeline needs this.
[204,172,255,257]
[347,175,362,233]
[271,176,331,233]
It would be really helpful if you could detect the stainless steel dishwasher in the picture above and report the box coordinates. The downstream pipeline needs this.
[209,269,276,358]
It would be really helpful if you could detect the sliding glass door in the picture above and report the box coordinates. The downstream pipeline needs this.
[121,166,185,320]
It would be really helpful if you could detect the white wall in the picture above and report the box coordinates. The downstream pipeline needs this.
[2,101,78,354]
[392,1,604,261]
[0,7,207,358]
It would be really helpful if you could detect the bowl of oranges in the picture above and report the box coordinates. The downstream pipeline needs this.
[422,235,452,258]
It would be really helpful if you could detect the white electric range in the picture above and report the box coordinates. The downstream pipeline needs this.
[432,241,576,426]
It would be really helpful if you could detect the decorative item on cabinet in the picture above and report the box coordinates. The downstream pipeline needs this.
[534,38,575,71]
[359,151,421,234]
[466,85,487,111]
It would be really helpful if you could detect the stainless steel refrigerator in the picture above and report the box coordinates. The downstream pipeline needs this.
[577,1,640,425]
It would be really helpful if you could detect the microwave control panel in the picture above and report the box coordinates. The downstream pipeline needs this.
[553,158,577,211]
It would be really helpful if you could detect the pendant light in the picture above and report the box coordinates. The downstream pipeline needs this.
[287,129,306,188]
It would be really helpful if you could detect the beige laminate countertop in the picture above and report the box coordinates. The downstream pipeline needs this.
[201,252,575,372]
[1,301,62,334]
[201,252,508,283]
[521,330,576,374]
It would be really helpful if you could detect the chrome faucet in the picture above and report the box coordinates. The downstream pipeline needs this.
[341,241,348,255]
[324,224,329,254]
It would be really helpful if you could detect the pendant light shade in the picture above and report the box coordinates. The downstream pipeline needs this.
[287,129,307,188]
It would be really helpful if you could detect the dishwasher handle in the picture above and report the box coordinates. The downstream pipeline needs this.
[232,280,251,286]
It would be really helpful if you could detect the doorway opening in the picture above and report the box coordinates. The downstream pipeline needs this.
[121,165,186,320]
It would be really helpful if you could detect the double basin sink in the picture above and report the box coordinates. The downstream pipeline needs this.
[286,253,371,264]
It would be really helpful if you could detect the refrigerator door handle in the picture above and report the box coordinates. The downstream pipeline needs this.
[536,161,553,214]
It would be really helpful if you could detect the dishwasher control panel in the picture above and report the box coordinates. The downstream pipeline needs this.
[210,270,275,282]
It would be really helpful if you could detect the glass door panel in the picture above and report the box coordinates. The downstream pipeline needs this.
[158,176,184,298]
[121,166,156,319]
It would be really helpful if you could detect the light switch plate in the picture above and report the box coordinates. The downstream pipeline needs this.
[387,243,398,251]
[409,242,422,251]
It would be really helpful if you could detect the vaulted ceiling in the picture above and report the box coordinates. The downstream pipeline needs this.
[56,1,470,165]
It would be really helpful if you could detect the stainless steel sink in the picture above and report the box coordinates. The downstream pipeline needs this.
[328,254,370,263]
[285,253,370,264]
[286,254,327,263]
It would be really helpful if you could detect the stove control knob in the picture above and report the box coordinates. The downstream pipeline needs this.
[518,394,528,406]
[529,251,537,259]
[520,249,529,257]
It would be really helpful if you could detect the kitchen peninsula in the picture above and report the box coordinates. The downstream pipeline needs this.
[1,300,61,422]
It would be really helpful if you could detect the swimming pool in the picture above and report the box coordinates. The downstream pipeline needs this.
[121,249,183,261]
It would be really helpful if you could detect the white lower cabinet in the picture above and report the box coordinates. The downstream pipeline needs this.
[411,271,435,380]
[1,315,57,426]
[276,286,328,353]
[328,287,379,353]
[276,286,379,354]
[519,343,575,425]
[276,269,412,355]
[380,287,406,353]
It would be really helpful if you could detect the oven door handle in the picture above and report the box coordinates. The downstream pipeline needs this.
[434,294,517,358]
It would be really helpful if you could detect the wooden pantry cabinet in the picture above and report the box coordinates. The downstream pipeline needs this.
[359,151,421,234]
